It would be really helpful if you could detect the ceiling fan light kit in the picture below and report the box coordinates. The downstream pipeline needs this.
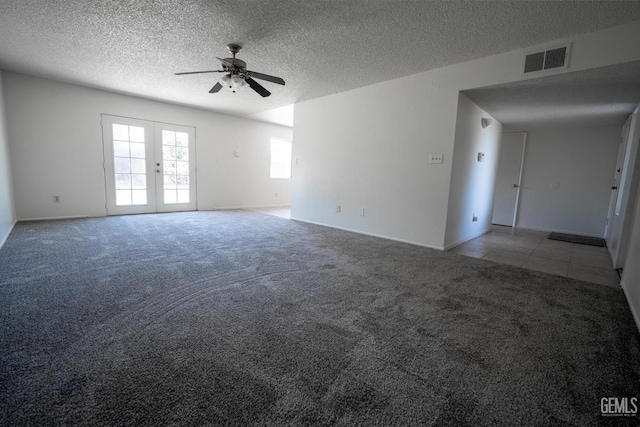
[175,44,285,98]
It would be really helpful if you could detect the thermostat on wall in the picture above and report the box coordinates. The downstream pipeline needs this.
[477,152,485,162]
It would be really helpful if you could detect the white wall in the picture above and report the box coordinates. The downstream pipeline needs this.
[444,94,502,248]
[622,181,640,331]
[3,72,292,220]
[0,71,16,246]
[293,20,640,249]
[292,73,457,248]
[513,125,621,237]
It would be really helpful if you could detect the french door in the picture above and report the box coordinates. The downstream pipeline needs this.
[102,115,197,215]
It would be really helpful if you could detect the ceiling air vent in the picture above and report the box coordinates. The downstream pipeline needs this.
[522,44,570,74]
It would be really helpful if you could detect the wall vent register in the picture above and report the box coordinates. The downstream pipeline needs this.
[523,44,570,74]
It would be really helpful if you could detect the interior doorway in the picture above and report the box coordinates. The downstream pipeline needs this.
[605,119,630,243]
[492,132,526,227]
[606,110,640,269]
[102,115,197,215]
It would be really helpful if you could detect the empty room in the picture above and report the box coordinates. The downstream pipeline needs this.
[2,1,640,425]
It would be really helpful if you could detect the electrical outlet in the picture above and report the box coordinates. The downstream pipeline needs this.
[53,195,61,203]
[429,154,444,164]
[336,205,341,213]
[359,207,365,217]
[472,214,478,222]
[275,192,278,198]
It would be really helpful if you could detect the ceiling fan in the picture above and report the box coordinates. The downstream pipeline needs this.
[175,44,285,97]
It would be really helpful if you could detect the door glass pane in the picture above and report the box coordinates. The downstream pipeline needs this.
[176,132,188,146]
[116,190,132,206]
[164,161,176,175]
[164,174,176,189]
[130,142,145,158]
[177,161,189,175]
[162,130,176,145]
[113,124,129,141]
[176,175,189,189]
[132,190,147,205]
[161,129,189,204]
[176,147,188,161]
[177,190,190,203]
[131,158,146,174]
[164,190,177,204]
[115,174,131,189]
[114,157,130,174]
[114,141,129,157]
[163,145,176,160]
[131,174,146,189]
[129,126,145,143]
[112,123,147,206]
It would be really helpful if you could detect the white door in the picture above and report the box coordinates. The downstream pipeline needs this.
[102,115,197,215]
[604,120,630,242]
[492,132,526,227]
[606,112,640,268]
[154,123,197,213]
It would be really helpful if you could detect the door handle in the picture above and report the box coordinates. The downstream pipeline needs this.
[513,184,519,188]
[612,186,618,190]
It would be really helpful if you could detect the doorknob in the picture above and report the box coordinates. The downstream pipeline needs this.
[156,162,161,167]
[156,169,161,173]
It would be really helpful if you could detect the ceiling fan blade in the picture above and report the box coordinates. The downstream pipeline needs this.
[175,70,223,75]
[216,57,235,68]
[245,77,271,97]
[209,82,223,93]
[247,70,285,85]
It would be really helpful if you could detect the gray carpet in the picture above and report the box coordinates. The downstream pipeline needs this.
[1,211,638,426]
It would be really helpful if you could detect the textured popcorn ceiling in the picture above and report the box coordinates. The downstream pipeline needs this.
[0,1,640,123]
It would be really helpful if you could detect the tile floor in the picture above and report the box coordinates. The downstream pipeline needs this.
[449,225,621,288]
[250,207,620,288]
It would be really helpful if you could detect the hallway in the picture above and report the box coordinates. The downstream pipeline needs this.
[449,226,620,288]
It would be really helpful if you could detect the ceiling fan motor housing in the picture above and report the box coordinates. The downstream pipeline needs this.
[223,58,247,72]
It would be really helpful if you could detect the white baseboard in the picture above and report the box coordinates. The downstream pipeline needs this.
[0,219,16,250]
[18,215,90,221]
[443,228,493,251]
[204,204,291,211]
[291,217,445,251]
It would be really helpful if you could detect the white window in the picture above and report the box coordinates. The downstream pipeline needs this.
[270,138,292,179]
